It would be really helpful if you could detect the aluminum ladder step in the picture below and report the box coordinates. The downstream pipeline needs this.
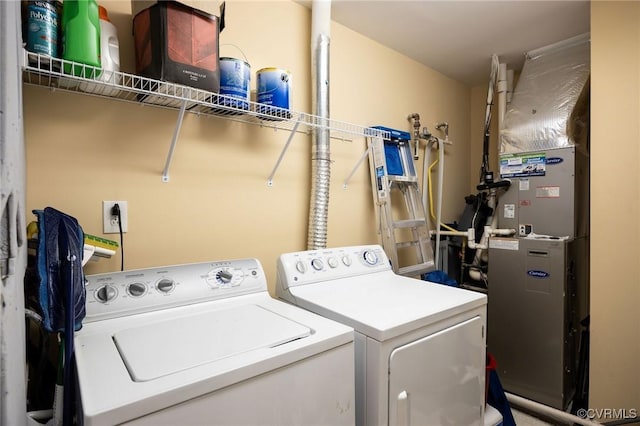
[392,219,427,229]
[396,240,421,249]
[388,175,419,183]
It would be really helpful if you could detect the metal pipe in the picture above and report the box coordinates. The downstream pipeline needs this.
[407,113,421,159]
[435,122,449,141]
[307,1,331,250]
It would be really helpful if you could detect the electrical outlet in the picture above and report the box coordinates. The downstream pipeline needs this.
[103,201,128,234]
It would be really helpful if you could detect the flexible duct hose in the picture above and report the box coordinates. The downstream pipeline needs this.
[307,10,331,250]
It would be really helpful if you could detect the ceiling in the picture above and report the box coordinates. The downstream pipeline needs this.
[327,1,590,86]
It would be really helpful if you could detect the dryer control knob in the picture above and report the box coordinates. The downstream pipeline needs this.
[327,257,339,268]
[156,278,175,293]
[342,255,352,267]
[362,250,378,266]
[295,260,307,274]
[95,285,117,303]
[311,258,324,271]
[127,282,146,297]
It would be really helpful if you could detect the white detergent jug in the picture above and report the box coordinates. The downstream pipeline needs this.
[78,4,120,95]
[98,5,120,94]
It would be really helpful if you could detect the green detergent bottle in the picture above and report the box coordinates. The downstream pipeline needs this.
[62,0,101,77]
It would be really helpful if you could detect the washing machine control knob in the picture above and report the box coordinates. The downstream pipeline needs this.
[95,285,117,303]
[327,257,339,268]
[127,282,146,297]
[206,267,244,288]
[295,260,307,274]
[217,269,233,283]
[156,278,175,293]
[311,258,324,271]
[362,250,378,266]
[342,255,352,266]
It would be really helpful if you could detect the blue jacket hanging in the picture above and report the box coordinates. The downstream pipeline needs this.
[33,207,86,333]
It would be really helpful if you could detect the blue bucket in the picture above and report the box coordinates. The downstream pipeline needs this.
[256,67,291,120]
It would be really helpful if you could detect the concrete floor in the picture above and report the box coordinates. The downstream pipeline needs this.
[512,409,555,425]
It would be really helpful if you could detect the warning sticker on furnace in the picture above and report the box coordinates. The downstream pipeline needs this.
[503,204,515,219]
[536,186,560,198]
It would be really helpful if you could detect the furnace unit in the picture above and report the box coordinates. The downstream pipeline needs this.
[487,35,590,410]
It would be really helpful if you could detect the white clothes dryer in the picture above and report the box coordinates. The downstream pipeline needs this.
[276,245,488,426]
[75,258,355,425]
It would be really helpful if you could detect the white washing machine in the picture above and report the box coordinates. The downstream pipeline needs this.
[275,244,488,426]
[75,258,355,425]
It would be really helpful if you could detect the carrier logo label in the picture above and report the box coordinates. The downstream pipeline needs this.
[546,157,564,165]
[527,270,550,278]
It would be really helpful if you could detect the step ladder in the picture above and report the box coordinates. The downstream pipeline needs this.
[367,127,435,278]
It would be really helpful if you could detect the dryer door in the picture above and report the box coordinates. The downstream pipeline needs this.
[388,316,484,426]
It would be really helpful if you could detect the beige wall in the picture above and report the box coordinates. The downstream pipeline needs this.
[590,1,640,413]
[24,0,471,293]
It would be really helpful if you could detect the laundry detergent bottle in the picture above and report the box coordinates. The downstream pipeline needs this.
[98,5,120,83]
[62,0,101,77]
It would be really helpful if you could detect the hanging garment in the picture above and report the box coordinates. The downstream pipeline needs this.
[33,207,86,333]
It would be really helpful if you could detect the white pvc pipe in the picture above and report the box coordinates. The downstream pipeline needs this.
[468,221,516,281]
[421,138,434,231]
[492,228,515,236]
[469,269,484,282]
[498,63,508,130]
[507,69,514,104]
[311,0,331,39]
[432,230,467,237]
[434,138,445,270]
[433,227,514,240]
[506,393,602,426]
[468,226,490,250]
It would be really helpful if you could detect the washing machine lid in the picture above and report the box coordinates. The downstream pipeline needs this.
[75,292,353,424]
[113,304,311,382]
[287,271,486,341]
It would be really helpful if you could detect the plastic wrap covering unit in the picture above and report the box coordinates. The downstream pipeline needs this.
[500,35,590,154]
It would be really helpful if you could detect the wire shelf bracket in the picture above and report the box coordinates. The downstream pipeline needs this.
[267,116,303,187]
[161,100,188,183]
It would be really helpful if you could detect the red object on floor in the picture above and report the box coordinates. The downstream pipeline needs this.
[486,352,497,402]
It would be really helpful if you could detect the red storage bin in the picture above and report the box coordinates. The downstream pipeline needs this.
[133,1,221,92]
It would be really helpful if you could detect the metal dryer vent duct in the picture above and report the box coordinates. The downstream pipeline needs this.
[500,33,590,153]
[307,0,331,250]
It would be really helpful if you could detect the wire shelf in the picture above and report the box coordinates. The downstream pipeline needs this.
[22,50,389,141]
